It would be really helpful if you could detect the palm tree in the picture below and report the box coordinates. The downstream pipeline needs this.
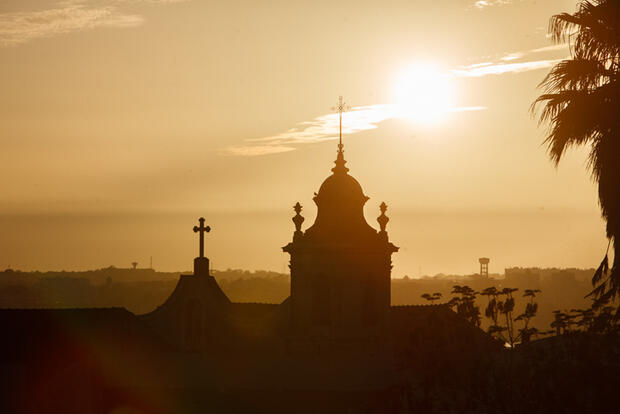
[533,0,620,309]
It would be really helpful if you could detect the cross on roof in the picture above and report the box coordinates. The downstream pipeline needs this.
[331,96,350,149]
[193,217,211,258]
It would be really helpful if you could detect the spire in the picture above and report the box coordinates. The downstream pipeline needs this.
[331,96,350,174]
[332,143,349,174]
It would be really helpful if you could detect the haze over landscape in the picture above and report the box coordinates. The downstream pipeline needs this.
[2,1,620,413]
[0,0,608,274]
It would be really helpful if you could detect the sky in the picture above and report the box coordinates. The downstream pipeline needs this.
[0,0,609,276]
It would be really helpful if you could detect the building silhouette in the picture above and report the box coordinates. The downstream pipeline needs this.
[0,141,497,413]
[283,143,398,350]
[479,257,490,277]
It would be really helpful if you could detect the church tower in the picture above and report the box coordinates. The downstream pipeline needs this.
[283,97,398,346]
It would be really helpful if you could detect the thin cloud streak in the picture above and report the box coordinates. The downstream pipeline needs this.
[112,0,190,3]
[0,3,143,47]
[455,44,569,77]
[472,0,514,9]
[249,105,401,145]
[531,44,570,53]
[501,52,524,61]
[453,59,563,77]
[225,104,486,156]
[225,145,296,157]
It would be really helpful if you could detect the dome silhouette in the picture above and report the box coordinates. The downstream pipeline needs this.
[315,172,368,206]
[304,148,376,240]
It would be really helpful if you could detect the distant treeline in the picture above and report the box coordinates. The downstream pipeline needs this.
[0,267,289,314]
[0,267,594,330]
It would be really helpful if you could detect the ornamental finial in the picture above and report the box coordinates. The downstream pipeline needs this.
[332,147,349,174]
[292,202,305,233]
[377,202,389,232]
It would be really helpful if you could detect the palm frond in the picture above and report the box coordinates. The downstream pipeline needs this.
[550,1,620,62]
[591,254,609,286]
[534,84,616,165]
[540,58,612,92]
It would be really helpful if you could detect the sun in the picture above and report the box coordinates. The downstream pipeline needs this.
[394,63,456,124]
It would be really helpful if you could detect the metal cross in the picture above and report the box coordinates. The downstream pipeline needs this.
[331,96,350,148]
[193,217,211,258]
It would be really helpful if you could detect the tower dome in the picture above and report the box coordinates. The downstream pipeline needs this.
[315,172,367,207]
[304,144,376,240]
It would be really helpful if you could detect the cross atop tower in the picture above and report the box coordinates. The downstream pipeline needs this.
[331,96,350,174]
[193,217,211,258]
[192,217,211,276]
[332,95,350,150]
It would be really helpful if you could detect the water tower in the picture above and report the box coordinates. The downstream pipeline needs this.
[479,257,490,277]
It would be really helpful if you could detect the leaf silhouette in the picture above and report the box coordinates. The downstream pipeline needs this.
[585,280,607,299]
[591,254,609,286]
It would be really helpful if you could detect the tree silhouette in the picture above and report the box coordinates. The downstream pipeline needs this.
[481,287,518,346]
[480,287,545,346]
[480,287,506,339]
[448,285,480,327]
[571,307,596,331]
[589,305,619,333]
[420,292,442,303]
[533,0,620,311]
[554,303,620,334]
[515,289,542,344]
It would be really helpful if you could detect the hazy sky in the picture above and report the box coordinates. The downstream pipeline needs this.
[0,0,609,275]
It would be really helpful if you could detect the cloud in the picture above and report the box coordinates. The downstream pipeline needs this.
[225,104,486,156]
[472,0,513,9]
[0,3,144,47]
[454,44,569,77]
[500,52,524,62]
[112,0,190,3]
[530,44,569,54]
[249,105,400,146]
[224,145,296,157]
[453,58,562,77]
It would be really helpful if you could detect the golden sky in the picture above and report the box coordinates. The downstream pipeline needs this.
[0,0,608,275]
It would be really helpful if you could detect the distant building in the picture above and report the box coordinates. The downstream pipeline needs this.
[550,269,576,284]
[479,257,490,277]
[504,267,542,287]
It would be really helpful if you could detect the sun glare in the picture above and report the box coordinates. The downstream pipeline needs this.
[394,63,456,124]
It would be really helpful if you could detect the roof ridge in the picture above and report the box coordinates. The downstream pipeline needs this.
[0,307,130,311]
[231,302,279,305]
[391,303,450,308]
